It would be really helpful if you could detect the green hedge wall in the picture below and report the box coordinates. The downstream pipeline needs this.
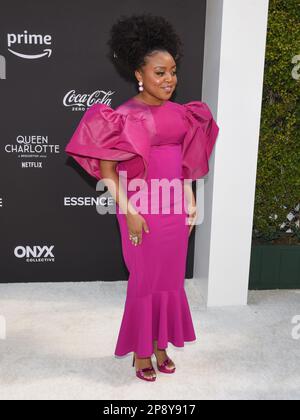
[253,0,300,243]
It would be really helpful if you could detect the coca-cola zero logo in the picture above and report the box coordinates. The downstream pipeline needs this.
[63,90,114,111]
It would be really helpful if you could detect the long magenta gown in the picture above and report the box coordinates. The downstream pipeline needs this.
[65,96,219,358]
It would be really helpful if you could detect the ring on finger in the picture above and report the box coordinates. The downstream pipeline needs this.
[129,234,139,243]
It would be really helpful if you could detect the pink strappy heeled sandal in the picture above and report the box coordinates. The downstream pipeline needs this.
[156,356,176,374]
[132,353,157,382]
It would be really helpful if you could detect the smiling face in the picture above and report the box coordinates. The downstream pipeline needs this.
[134,50,178,105]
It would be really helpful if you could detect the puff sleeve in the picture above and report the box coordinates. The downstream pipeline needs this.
[182,101,219,180]
[65,103,150,181]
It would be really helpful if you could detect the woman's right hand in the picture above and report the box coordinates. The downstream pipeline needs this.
[126,212,150,246]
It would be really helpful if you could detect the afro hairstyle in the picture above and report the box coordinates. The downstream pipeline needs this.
[107,13,184,82]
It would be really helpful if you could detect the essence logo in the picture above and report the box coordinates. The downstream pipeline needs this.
[291,315,300,340]
[64,196,114,207]
[14,245,55,263]
[0,316,6,340]
[0,54,6,79]
[7,30,52,60]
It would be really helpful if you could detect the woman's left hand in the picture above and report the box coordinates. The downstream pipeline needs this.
[184,182,198,237]
[188,205,198,236]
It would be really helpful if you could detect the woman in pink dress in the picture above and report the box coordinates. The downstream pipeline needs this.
[65,13,219,382]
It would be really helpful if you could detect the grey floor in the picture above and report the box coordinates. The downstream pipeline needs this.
[0,279,299,400]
